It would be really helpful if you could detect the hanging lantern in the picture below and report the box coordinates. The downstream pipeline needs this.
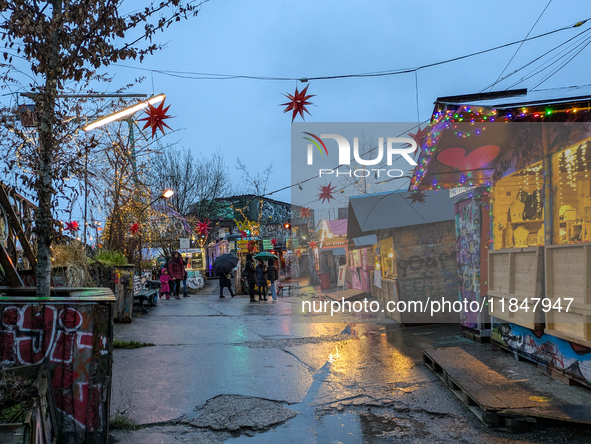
[280,84,314,123]
[138,100,172,138]
[317,182,336,204]
[129,223,141,235]
[64,221,79,233]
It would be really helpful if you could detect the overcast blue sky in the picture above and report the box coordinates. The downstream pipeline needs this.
[97,1,591,207]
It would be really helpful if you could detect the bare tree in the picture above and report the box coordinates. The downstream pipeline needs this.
[0,0,206,296]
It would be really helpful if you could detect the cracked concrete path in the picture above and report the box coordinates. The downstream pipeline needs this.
[110,281,591,443]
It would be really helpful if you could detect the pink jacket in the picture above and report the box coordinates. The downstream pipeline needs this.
[160,274,171,293]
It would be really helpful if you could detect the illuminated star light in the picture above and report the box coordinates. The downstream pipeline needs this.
[317,182,336,204]
[64,221,79,233]
[281,84,314,123]
[129,223,141,235]
[138,100,172,138]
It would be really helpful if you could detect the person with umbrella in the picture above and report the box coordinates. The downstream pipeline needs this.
[212,253,240,299]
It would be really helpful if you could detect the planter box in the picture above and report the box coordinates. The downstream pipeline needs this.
[89,263,134,323]
[545,243,591,346]
[0,287,115,444]
[488,247,544,330]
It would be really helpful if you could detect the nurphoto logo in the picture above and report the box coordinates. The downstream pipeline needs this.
[304,133,418,178]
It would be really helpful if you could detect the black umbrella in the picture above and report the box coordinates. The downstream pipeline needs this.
[212,253,240,274]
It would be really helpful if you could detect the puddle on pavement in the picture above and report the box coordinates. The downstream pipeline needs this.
[226,411,425,444]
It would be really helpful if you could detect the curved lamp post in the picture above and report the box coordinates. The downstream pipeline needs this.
[138,189,174,270]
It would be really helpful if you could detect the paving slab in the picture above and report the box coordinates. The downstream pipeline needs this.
[111,344,313,424]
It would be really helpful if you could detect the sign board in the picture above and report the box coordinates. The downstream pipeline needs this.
[263,240,273,250]
[219,228,228,238]
[179,237,190,249]
[293,238,299,248]
[449,187,475,198]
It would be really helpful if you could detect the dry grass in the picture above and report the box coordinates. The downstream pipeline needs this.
[51,242,96,287]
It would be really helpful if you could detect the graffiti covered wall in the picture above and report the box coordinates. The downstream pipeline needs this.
[454,197,482,329]
[389,220,459,311]
[0,301,114,444]
[493,320,591,387]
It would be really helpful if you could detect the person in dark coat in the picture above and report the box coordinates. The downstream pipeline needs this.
[168,251,185,300]
[244,253,257,302]
[267,259,279,301]
[256,258,268,301]
[219,269,235,298]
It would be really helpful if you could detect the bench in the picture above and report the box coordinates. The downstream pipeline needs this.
[133,277,160,312]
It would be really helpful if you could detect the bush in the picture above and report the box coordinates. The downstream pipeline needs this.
[94,250,130,266]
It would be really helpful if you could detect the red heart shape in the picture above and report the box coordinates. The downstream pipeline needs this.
[436,145,500,170]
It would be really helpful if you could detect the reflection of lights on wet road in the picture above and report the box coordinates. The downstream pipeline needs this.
[328,345,341,363]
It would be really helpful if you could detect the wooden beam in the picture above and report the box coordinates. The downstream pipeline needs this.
[0,243,24,286]
[0,186,36,273]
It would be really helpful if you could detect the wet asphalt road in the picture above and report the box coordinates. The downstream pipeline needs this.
[110,281,591,443]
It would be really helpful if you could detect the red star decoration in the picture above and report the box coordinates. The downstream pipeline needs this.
[64,221,79,233]
[138,100,172,138]
[308,241,318,249]
[295,250,302,258]
[196,219,211,236]
[129,223,141,235]
[405,190,427,205]
[281,84,314,123]
[317,182,336,204]
[240,230,248,239]
[271,238,278,247]
[299,207,311,219]
[409,125,429,148]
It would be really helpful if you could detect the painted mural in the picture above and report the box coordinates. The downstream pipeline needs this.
[493,320,591,386]
[0,302,113,444]
[455,198,481,329]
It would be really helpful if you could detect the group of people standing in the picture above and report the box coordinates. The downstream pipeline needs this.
[159,251,189,300]
[243,253,279,302]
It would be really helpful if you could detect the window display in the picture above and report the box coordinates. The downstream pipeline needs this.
[493,161,544,249]
[552,138,591,244]
[378,237,396,278]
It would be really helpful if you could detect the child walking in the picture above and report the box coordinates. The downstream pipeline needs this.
[160,268,171,300]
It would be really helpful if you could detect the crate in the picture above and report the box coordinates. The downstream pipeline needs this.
[488,247,544,330]
[545,243,591,346]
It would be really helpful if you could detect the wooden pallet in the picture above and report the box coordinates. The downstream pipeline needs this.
[423,347,591,431]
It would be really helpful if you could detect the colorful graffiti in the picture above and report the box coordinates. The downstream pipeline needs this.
[493,320,591,386]
[455,198,482,328]
[0,303,112,443]
[392,220,459,305]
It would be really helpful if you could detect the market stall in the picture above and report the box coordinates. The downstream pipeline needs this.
[410,87,591,386]
[347,190,459,324]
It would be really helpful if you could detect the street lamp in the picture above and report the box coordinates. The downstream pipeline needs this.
[83,94,165,131]
[138,189,174,270]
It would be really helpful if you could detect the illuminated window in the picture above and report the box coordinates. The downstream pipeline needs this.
[492,161,544,249]
[552,138,591,245]
[378,237,396,278]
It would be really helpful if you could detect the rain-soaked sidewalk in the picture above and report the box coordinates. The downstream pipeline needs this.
[109,281,591,443]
